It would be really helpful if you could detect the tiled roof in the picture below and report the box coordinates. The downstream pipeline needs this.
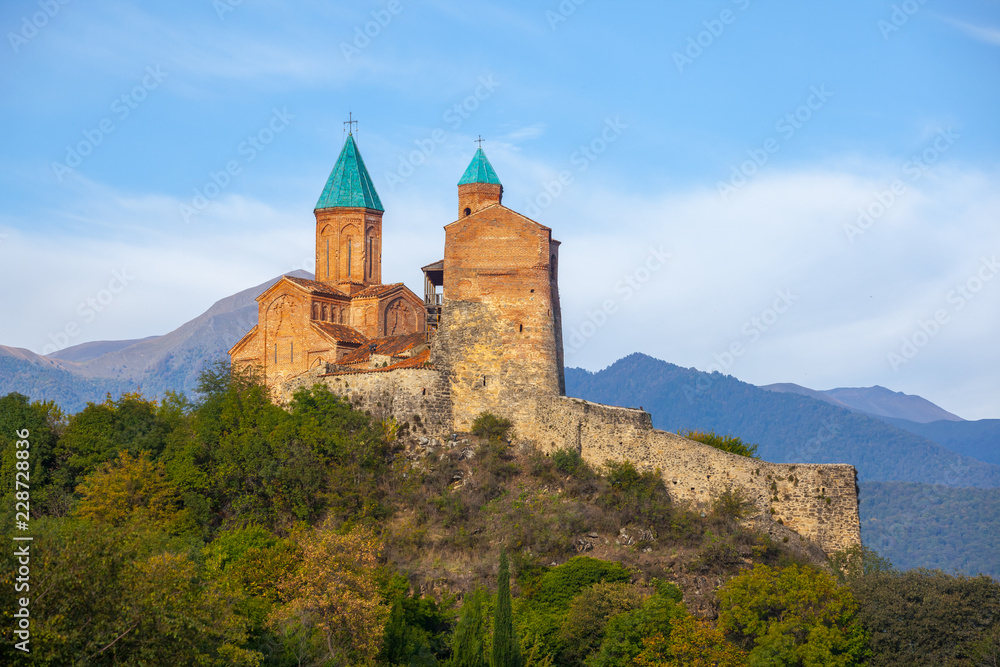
[285,276,345,298]
[311,321,368,345]
[325,348,432,376]
[458,148,501,185]
[353,282,404,299]
[390,348,431,369]
[335,332,426,365]
[316,134,384,211]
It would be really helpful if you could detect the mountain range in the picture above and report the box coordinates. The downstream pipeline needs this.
[0,270,310,412]
[761,382,964,423]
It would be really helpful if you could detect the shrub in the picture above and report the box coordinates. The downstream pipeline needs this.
[711,486,755,521]
[692,532,741,572]
[472,412,514,442]
[597,460,672,531]
[680,430,759,459]
[552,448,593,479]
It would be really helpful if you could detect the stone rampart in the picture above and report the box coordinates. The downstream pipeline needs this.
[525,395,861,555]
[279,369,861,555]
[280,366,452,436]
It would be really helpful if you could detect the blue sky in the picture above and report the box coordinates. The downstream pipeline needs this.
[1,0,998,419]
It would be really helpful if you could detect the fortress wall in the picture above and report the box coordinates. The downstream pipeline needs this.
[279,366,453,435]
[523,396,861,555]
[431,298,557,433]
[278,371,861,555]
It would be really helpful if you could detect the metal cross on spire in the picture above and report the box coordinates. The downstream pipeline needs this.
[344,111,358,135]
[475,135,485,148]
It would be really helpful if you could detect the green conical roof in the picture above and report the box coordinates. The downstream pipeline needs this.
[316,134,384,211]
[458,147,501,186]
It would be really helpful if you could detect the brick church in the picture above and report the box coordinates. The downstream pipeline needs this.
[229,126,862,556]
[230,130,565,406]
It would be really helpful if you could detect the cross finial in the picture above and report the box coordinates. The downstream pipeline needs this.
[475,135,485,148]
[344,111,358,135]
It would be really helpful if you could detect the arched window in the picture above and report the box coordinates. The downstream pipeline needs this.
[464,207,472,216]
[365,232,374,280]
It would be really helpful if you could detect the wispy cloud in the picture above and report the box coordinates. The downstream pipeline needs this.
[937,15,1000,46]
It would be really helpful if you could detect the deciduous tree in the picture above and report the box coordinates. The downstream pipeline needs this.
[269,521,389,666]
[717,564,867,666]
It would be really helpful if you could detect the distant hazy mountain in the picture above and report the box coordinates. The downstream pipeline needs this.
[47,337,158,363]
[0,347,133,412]
[566,354,1000,488]
[762,382,964,423]
[882,417,1000,467]
[0,271,310,412]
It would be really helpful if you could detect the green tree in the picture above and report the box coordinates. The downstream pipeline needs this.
[203,525,300,663]
[75,449,192,533]
[588,582,684,667]
[450,588,489,667]
[2,517,258,665]
[379,586,455,666]
[0,393,66,523]
[472,413,514,442]
[54,392,170,490]
[493,551,522,667]
[555,581,644,666]
[634,615,747,667]
[828,544,895,584]
[516,557,633,662]
[597,460,673,530]
[717,564,867,666]
[848,568,1000,667]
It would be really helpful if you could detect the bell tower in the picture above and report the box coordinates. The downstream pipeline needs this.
[457,140,502,219]
[315,119,384,295]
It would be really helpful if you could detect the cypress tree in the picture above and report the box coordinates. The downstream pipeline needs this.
[450,588,488,667]
[491,551,522,667]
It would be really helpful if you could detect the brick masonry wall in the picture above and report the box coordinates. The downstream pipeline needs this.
[438,207,563,431]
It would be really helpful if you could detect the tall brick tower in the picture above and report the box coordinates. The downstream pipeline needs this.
[431,147,565,432]
[314,133,383,295]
